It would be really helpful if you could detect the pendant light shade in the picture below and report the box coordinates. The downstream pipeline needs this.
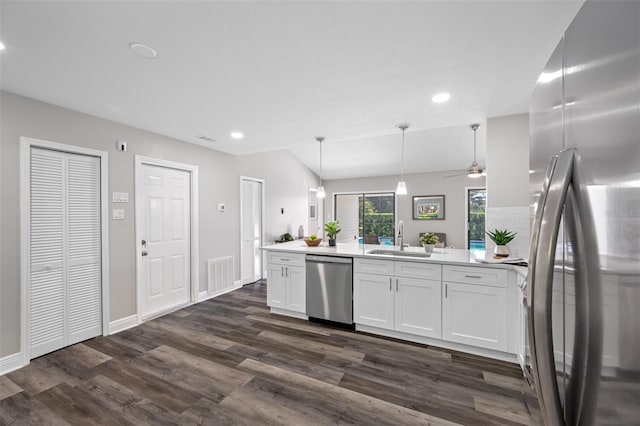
[467,124,484,178]
[396,123,410,195]
[396,181,407,195]
[315,136,326,198]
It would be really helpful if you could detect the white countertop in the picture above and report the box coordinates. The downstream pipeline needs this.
[262,240,526,271]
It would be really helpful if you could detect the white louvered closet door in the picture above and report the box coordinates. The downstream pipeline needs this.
[29,148,102,359]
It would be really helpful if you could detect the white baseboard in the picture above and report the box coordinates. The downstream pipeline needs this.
[200,283,242,302]
[0,352,25,375]
[109,314,139,335]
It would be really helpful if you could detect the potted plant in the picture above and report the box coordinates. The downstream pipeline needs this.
[486,229,517,258]
[324,221,341,247]
[419,232,439,254]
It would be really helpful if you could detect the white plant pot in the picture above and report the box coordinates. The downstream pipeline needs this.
[494,244,509,258]
[423,244,435,254]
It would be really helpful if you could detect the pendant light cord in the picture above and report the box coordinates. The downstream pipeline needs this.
[400,127,405,180]
[316,136,325,186]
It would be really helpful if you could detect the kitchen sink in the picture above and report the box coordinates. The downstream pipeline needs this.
[366,249,431,258]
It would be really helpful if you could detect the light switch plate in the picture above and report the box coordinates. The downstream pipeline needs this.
[218,203,226,212]
[112,209,125,220]
[112,192,129,203]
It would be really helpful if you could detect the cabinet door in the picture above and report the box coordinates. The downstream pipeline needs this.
[353,273,393,330]
[267,264,286,308]
[394,277,442,338]
[285,265,306,313]
[442,282,507,351]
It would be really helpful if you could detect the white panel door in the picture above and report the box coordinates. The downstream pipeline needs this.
[140,165,191,318]
[353,272,394,330]
[29,148,102,359]
[394,277,442,338]
[267,264,286,308]
[241,179,262,284]
[442,282,507,351]
[285,265,306,313]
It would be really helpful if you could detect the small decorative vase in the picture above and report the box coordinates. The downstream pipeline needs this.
[329,239,336,247]
[494,244,509,258]
[423,244,435,254]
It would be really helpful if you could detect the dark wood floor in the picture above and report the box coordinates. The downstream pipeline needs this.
[1,280,541,425]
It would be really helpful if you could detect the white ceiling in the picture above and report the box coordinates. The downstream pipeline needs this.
[0,1,583,179]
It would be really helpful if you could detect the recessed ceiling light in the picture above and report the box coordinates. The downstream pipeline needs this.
[0,41,6,51]
[129,42,157,59]
[432,92,451,103]
[230,132,244,140]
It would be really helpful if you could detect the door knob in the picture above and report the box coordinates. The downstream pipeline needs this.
[142,251,148,256]
[141,240,147,246]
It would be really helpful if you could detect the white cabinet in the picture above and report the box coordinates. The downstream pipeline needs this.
[353,273,394,330]
[267,253,305,313]
[395,276,441,337]
[442,265,508,352]
[354,259,442,339]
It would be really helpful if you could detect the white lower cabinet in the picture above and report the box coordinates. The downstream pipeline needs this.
[394,277,442,338]
[442,281,507,351]
[267,253,305,313]
[354,260,442,339]
[353,273,394,330]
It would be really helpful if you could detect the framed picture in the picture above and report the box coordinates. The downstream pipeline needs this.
[413,195,445,220]
[309,204,317,220]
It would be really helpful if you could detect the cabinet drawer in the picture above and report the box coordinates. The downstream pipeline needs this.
[354,258,394,276]
[394,261,442,281]
[443,265,507,287]
[268,252,306,267]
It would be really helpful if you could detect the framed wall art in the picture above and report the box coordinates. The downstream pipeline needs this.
[413,195,445,220]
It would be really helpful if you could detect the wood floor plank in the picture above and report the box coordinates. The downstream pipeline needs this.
[6,363,67,396]
[34,382,133,426]
[0,375,24,400]
[236,358,462,426]
[0,391,71,425]
[474,394,532,425]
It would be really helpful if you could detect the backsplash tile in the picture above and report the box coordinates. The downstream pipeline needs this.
[485,206,530,259]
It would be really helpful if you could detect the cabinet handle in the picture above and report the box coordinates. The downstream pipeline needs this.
[396,278,399,292]
[281,266,284,277]
[464,274,482,279]
[280,258,289,262]
[445,283,448,298]
[285,267,289,278]
[389,277,392,291]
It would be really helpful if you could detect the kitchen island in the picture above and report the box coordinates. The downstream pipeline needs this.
[262,241,527,364]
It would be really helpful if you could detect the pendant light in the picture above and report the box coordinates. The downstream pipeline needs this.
[396,123,410,195]
[315,136,326,198]
[467,124,484,178]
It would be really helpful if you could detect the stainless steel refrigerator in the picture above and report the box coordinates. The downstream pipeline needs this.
[528,1,639,425]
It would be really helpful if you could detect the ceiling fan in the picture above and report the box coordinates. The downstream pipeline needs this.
[443,123,486,179]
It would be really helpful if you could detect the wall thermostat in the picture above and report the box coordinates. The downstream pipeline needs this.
[218,203,226,212]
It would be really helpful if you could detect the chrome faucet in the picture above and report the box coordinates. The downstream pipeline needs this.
[397,220,405,251]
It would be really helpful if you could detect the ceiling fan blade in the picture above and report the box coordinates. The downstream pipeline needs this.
[442,172,468,178]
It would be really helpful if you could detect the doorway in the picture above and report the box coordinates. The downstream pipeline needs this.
[240,176,264,284]
[135,156,199,321]
[20,137,109,362]
[466,187,486,250]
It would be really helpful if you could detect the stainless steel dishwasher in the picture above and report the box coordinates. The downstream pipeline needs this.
[305,255,353,326]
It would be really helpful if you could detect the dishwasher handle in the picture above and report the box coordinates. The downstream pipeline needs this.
[305,255,353,264]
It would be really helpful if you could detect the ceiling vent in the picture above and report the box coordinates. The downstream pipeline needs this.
[195,135,216,143]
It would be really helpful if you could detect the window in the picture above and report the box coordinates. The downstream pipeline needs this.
[466,188,486,250]
[334,192,396,245]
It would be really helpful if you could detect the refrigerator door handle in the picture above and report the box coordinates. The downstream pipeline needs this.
[529,149,575,426]
[563,158,603,426]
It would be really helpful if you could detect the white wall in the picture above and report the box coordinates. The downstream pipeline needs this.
[236,150,320,245]
[0,91,318,358]
[486,113,530,258]
[324,171,486,249]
